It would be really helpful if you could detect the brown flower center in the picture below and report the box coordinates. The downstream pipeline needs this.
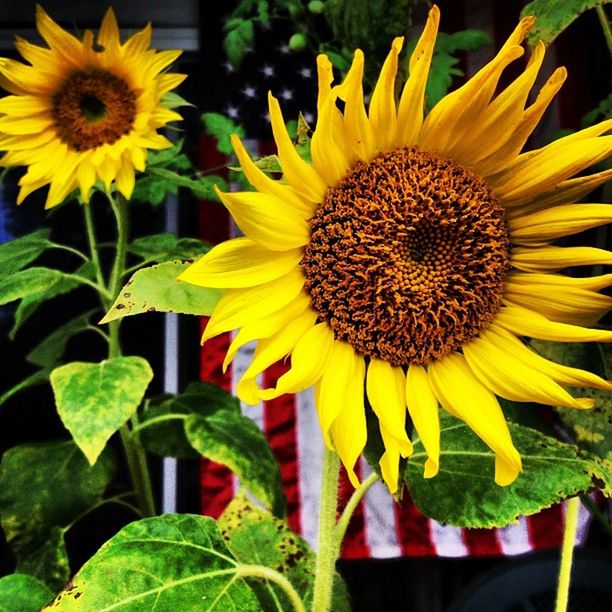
[52,69,136,151]
[300,147,511,366]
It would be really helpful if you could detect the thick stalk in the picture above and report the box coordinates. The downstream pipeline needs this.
[555,496,580,612]
[335,472,378,545]
[311,447,341,612]
[82,201,106,291]
[105,192,156,517]
[596,5,612,54]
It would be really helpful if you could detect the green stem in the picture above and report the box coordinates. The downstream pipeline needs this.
[596,5,612,54]
[82,201,106,291]
[335,472,379,545]
[50,243,89,262]
[130,413,189,434]
[237,565,306,612]
[555,496,580,612]
[105,191,156,518]
[580,494,612,537]
[62,273,112,299]
[311,447,341,612]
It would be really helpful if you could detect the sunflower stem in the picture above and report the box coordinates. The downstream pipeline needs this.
[335,472,378,545]
[312,447,341,612]
[237,565,306,612]
[595,5,612,54]
[82,201,107,291]
[555,496,580,612]
[105,191,156,518]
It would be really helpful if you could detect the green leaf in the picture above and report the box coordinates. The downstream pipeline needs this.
[201,112,246,155]
[0,440,115,556]
[0,267,64,307]
[220,495,350,612]
[141,382,240,458]
[16,527,70,593]
[129,233,210,264]
[185,410,286,517]
[0,367,51,408]
[100,260,222,323]
[9,261,96,339]
[48,514,261,611]
[406,413,610,528]
[50,357,153,464]
[26,310,97,368]
[144,167,228,201]
[131,174,178,205]
[161,92,195,110]
[436,30,492,53]
[223,20,255,69]
[147,139,192,170]
[521,0,605,46]
[0,229,52,276]
[0,573,54,611]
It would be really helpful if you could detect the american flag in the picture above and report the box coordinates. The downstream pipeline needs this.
[195,0,601,559]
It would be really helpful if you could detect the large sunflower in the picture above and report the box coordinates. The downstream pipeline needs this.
[0,6,185,208]
[180,7,612,493]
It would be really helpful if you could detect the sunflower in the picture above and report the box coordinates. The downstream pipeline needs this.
[0,6,185,208]
[180,6,612,493]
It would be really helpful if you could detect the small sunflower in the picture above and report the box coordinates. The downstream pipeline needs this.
[0,6,185,208]
[180,7,612,492]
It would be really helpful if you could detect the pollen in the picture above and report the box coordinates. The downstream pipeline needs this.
[52,69,137,151]
[301,147,511,366]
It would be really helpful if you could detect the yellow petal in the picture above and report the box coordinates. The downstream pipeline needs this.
[369,37,403,152]
[366,358,412,451]
[509,203,612,245]
[268,92,327,202]
[463,328,594,409]
[428,352,522,486]
[406,364,440,479]
[495,303,612,343]
[0,94,51,115]
[378,424,408,493]
[509,271,612,293]
[0,113,55,135]
[202,269,305,342]
[231,135,313,217]
[329,352,366,488]
[123,23,152,54]
[179,237,302,289]
[115,156,136,200]
[395,5,440,147]
[260,322,335,400]
[98,7,121,52]
[215,187,310,251]
[35,5,83,63]
[511,245,612,272]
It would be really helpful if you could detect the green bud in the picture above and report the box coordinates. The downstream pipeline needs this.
[289,32,308,51]
[307,0,325,14]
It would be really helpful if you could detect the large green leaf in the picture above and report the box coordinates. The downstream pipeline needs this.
[0,573,54,611]
[0,228,52,276]
[0,267,64,307]
[50,357,153,465]
[0,440,115,556]
[47,514,261,611]
[220,495,350,612]
[406,413,610,528]
[521,0,605,46]
[26,310,97,368]
[129,233,210,264]
[185,410,286,518]
[100,260,222,324]
[141,382,240,458]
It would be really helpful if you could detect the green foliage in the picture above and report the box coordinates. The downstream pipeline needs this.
[581,93,612,128]
[0,573,54,611]
[0,229,52,275]
[161,91,195,110]
[186,409,286,517]
[129,233,211,264]
[48,514,262,610]
[201,112,246,155]
[0,441,115,589]
[406,413,610,528]
[50,357,153,465]
[220,495,351,611]
[0,267,64,307]
[101,260,222,323]
[224,19,255,68]
[0,367,51,408]
[521,0,607,46]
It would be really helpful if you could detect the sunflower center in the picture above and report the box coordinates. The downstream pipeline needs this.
[52,69,137,151]
[300,147,511,366]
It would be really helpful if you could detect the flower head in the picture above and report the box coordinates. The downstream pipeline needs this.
[0,6,185,208]
[180,6,612,492]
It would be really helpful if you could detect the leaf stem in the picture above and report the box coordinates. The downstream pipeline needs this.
[50,242,89,262]
[596,5,612,55]
[62,272,112,299]
[311,447,341,612]
[237,564,306,612]
[555,496,580,612]
[335,472,378,545]
[130,413,189,434]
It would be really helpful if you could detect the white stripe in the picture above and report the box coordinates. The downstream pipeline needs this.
[575,499,592,545]
[360,458,402,558]
[295,387,324,550]
[430,520,469,557]
[497,515,532,556]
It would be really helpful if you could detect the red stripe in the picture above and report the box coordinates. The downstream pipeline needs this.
[462,528,503,557]
[395,494,436,556]
[338,465,370,559]
[528,504,564,549]
[263,362,302,533]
